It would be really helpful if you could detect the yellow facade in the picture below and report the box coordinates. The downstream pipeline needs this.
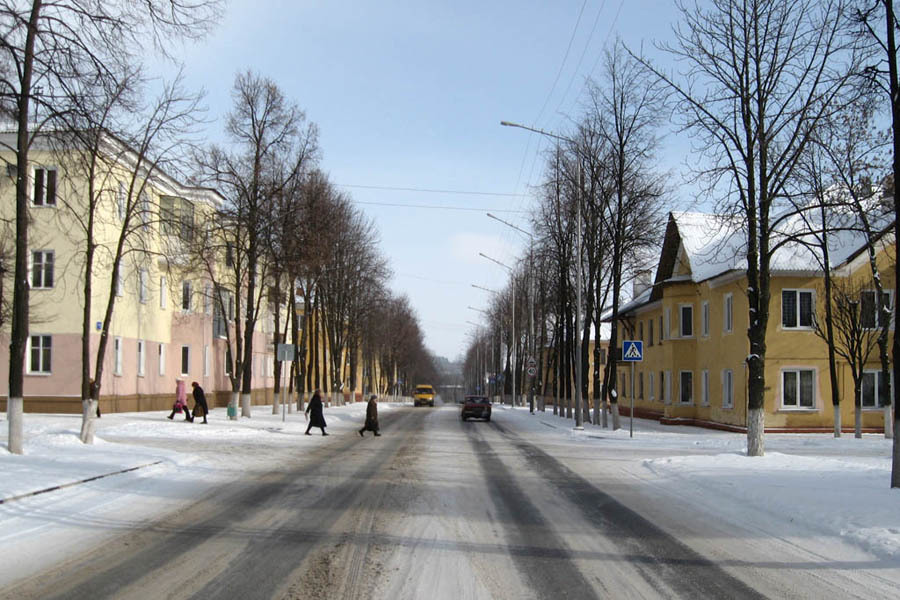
[613,212,895,433]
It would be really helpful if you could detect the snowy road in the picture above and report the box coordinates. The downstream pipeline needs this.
[2,404,899,599]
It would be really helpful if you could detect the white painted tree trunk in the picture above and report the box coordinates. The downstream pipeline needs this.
[288,391,294,414]
[884,405,893,439]
[833,405,841,438]
[272,389,279,414]
[747,407,765,456]
[229,391,239,421]
[241,392,252,417]
[601,401,608,428]
[611,403,620,430]
[79,399,98,444]
[8,397,23,454]
[855,405,862,439]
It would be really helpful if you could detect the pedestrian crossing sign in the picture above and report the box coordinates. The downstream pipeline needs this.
[622,340,643,362]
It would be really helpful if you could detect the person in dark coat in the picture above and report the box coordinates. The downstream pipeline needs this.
[359,394,380,437]
[305,389,328,436]
[191,381,209,424]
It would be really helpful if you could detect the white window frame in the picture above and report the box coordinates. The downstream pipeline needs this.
[702,369,709,406]
[117,180,127,220]
[204,345,210,377]
[139,268,148,304]
[158,343,166,376]
[30,250,54,289]
[679,304,693,338]
[159,276,167,309]
[137,339,145,376]
[679,370,693,404]
[724,293,733,333]
[701,301,709,337]
[663,308,670,341]
[649,371,655,401]
[781,367,817,410]
[114,337,123,376]
[862,369,893,409]
[204,284,212,316]
[116,268,124,297]
[722,369,734,409]
[31,166,58,207]
[181,345,190,376]
[28,334,52,374]
[664,370,672,405]
[782,289,815,330]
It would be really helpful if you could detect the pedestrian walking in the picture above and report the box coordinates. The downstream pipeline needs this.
[191,381,209,424]
[168,380,192,421]
[359,394,380,437]
[305,389,328,436]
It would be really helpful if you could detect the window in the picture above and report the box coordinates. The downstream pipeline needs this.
[723,369,734,409]
[137,340,145,376]
[702,370,709,406]
[639,372,644,399]
[114,337,123,375]
[658,316,664,343]
[649,372,655,400]
[29,335,51,373]
[782,369,815,409]
[181,345,190,376]
[32,167,57,206]
[724,293,733,332]
[159,276,167,309]
[31,250,54,289]
[862,371,892,408]
[116,268,124,297]
[680,371,693,404]
[204,284,212,316]
[158,343,166,376]
[225,242,234,267]
[701,301,709,337]
[665,370,672,404]
[139,269,148,304]
[160,195,194,241]
[663,309,670,340]
[621,373,627,399]
[226,346,233,376]
[648,319,654,346]
[680,305,693,337]
[861,290,892,329]
[117,181,127,220]
[182,280,192,312]
[141,192,151,230]
[204,345,210,377]
[782,290,814,328]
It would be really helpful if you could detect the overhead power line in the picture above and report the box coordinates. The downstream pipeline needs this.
[338,183,526,197]
[352,200,527,213]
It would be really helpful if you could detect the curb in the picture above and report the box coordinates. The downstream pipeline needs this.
[0,460,164,505]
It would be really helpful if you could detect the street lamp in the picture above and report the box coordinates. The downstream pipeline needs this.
[501,119,584,429]
[487,212,537,414]
[476,254,517,408]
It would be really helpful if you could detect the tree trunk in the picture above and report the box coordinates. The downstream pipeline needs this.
[241,392,252,418]
[229,390,239,421]
[834,404,842,438]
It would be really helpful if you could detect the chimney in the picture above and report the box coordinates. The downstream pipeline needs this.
[632,270,651,298]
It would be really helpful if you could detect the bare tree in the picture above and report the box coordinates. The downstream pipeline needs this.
[635,0,863,455]
[195,70,316,418]
[0,0,220,453]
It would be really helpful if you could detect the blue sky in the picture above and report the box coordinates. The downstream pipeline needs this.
[156,0,689,359]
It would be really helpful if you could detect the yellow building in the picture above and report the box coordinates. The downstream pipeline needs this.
[611,211,894,433]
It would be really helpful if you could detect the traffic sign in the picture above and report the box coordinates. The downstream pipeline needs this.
[527,357,536,369]
[622,340,643,362]
[527,366,536,377]
[276,343,296,362]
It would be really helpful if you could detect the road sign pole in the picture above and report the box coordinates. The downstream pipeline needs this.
[630,361,634,438]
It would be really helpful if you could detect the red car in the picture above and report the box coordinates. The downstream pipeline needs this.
[461,395,491,421]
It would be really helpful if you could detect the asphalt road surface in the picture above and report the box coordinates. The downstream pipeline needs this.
[3,406,895,599]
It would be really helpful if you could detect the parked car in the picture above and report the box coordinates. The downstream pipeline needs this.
[461,395,491,421]
[413,384,435,407]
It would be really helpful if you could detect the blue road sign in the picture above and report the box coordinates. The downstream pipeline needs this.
[622,340,643,362]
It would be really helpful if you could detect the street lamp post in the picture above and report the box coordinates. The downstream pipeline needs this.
[476,255,517,408]
[487,212,537,414]
[501,120,584,429]
[471,287,500,400]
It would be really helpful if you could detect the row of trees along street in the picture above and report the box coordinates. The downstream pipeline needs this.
[464,0,900,487]
[1,1,436,452]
